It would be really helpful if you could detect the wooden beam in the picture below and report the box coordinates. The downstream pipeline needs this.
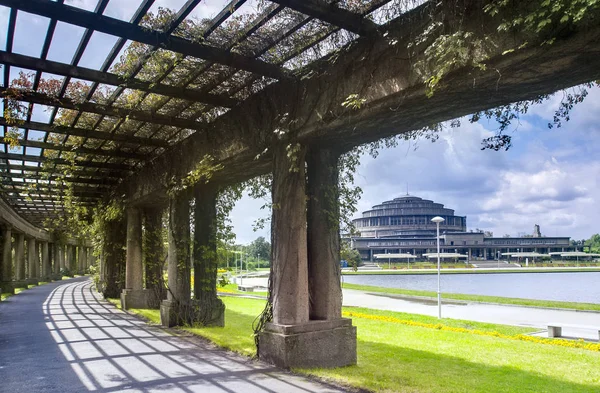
[12,201,94,208]
[7,193,98,201]
[13,138,148,160]
[269,0,378,36]
[0,51,239,108]
[0,152,133,171]
[1,173,118,186]
[1,0,289,80]
[2,185,103,198]
[2,179,107,191]
[0,118,168,148]
[0,163,124,178]
[3,178,112,189]
[0,88,206,132]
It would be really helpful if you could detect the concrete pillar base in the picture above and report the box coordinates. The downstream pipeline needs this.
[0,281,15,294]
[12,280,28,289]
[258,318,357,369]
[160,298,225,327]
[120,289,159,310]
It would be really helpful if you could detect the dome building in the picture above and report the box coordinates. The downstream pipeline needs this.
[352,195,466,238]
[351,195,573,262]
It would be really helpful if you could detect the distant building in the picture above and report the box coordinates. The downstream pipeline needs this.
[351,195,573,261]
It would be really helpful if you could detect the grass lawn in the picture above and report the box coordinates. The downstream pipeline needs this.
[217,283,267,297]
[342,283,600,312]
[112,296,600,393]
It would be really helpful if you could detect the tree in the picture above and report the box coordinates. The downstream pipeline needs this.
[585,234,600,253]
[340,241,362,271]
[247,236,271,265]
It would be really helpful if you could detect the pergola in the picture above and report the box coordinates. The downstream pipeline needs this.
[0,0,397,226]
[1,0,600,370]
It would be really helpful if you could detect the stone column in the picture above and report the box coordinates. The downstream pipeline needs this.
[41,242,50,280]
[160,194,191,327]
[192,184,225,326]
[259,145,356,369]
[271,144,309,325]
[87,247,94,271]
[121,207,152,309]
[306,147,342,320]
[101,217,127,299]
[143,208,164,296]
[65,245,72,273]
[57,244,64,271]
[72,246,79,273]
[14,233,25,283]
[125,208,143,290]
[27,238,38,284]
[1,226,14,294]
[79,246,87,274]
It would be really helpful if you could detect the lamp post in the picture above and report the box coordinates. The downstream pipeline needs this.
[431,216,445,319]
[497,250,500,269]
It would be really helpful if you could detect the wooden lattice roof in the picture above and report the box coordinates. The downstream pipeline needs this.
[0,0,402,227]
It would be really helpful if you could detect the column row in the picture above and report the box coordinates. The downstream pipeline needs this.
[113,145,354,370]
[0,228,94,294]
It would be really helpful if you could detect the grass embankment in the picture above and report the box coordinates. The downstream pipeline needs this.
[113,296,600,393]
[342,283,600,312]
[1,280,57,300]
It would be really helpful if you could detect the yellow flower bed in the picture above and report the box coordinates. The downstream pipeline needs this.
[343,311,600,352]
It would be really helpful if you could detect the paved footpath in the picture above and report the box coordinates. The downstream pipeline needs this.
[0,278,346,393]
[343,289,600,340]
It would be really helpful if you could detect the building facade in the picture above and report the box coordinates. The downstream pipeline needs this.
[351,195,573,261]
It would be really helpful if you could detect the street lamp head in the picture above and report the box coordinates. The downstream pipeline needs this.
[431,216,445,223]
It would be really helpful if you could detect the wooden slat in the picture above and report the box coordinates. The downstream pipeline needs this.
[4,179,109,191]
[269,0,378,36]
[0,152,133,171]
[1,173,118,185]
[13,139,147,160]
[0,163,124,178]
[0,118,168,148]
[2,185,103,198]
[0,51,239,108]
[0,88,206,132]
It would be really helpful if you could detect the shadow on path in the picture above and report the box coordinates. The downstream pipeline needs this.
[0,278,345,393]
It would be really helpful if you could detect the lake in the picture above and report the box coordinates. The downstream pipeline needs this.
[342,272,600,304]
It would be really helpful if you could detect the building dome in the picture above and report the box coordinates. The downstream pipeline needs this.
[352,195,466,238]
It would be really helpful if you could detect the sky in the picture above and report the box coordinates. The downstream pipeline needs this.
[1,1,599,244]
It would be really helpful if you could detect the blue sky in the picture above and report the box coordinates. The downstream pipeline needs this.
[2,1,599,243]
